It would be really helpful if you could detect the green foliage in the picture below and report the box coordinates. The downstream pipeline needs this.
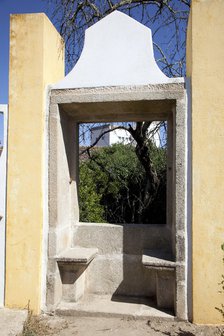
[79,143,166,224]
[79,163,105,223]
[147,140,167,177]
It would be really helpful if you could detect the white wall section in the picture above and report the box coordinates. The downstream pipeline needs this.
[0,104,8,307]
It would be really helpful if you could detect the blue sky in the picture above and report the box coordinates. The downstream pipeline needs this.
[0,1,188,145]
[0,0,51,104]
[0,0,188,105]
[0,0,51,144]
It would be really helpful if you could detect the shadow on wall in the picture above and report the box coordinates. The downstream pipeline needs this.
[111,223,173,311]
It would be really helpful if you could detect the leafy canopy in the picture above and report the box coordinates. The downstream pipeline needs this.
[79,143,166,224]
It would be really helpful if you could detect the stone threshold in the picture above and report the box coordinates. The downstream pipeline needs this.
[55,295,175,321]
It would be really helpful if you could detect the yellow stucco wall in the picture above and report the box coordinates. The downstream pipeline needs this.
[187,0,224,324]
[5,13,64,313]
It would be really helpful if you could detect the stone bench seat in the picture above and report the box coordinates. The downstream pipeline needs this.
[56,247,98,265]
[55,247,98,303]
[142,249,176,310]
[142,249,176,270]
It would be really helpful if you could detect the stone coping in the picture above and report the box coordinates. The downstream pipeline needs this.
[73,222,167,228]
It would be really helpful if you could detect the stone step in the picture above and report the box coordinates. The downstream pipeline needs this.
[55,295,175,320]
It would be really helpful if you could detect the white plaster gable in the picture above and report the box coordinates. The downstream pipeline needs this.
[54,11,183,89]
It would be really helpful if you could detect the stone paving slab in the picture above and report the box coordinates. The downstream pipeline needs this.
[0,308,27,336]
[55,295,174,320]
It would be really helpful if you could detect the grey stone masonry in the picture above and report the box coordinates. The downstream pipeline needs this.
[55,248,98,265]
[142,249,176,270]
[55,248,98,303]
[47,83,188,320]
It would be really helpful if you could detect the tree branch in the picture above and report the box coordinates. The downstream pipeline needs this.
[80,125,129,155]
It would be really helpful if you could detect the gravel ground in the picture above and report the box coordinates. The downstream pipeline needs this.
[25,314,224,336]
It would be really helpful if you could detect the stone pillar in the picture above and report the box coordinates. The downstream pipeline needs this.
[187,0,224,324]
[5,14,64,313]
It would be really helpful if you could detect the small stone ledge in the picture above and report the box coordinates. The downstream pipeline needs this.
[142,249,176,270]
[51,82,185,96]
[55,247,98,265]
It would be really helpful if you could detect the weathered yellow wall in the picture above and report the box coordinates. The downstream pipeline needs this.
[187,0,224,324]
[6,14,64,313]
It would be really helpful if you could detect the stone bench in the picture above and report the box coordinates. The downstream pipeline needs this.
[56,247,98,302]
[142,249,176,310]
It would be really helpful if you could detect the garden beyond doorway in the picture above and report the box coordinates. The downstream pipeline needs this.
[79,121,167,224]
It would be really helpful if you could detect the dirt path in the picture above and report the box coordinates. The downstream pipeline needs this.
[31,315,224,336]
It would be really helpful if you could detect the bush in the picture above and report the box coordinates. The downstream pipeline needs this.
[79,143,166,224]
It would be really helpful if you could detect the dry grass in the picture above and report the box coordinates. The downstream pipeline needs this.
[18,310,53,336]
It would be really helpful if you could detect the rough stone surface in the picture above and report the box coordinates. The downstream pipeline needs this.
[55,248,98,303]
[47,82,188,320]
[46,271,62,310]
[0,308,27,336]
[48,226,71,257]
[156,270,175,309]
[73,223,171,255]
[55,295,174,320]
[86,254,156,296]
[50,85,185,120]
[56,247,98,264]
[61,268,86,303]
[142,249,175,268]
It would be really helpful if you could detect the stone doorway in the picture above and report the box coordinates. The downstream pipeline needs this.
[46,11,188,320]
[46,84,187,319]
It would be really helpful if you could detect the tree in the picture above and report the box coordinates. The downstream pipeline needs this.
[80,121,167,219]
[80,142,166,224]
[48,0,190,76]
[79,162,105,222]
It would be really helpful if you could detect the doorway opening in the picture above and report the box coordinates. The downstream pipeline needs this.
[79,121,168,225]
[47,85,187,320]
